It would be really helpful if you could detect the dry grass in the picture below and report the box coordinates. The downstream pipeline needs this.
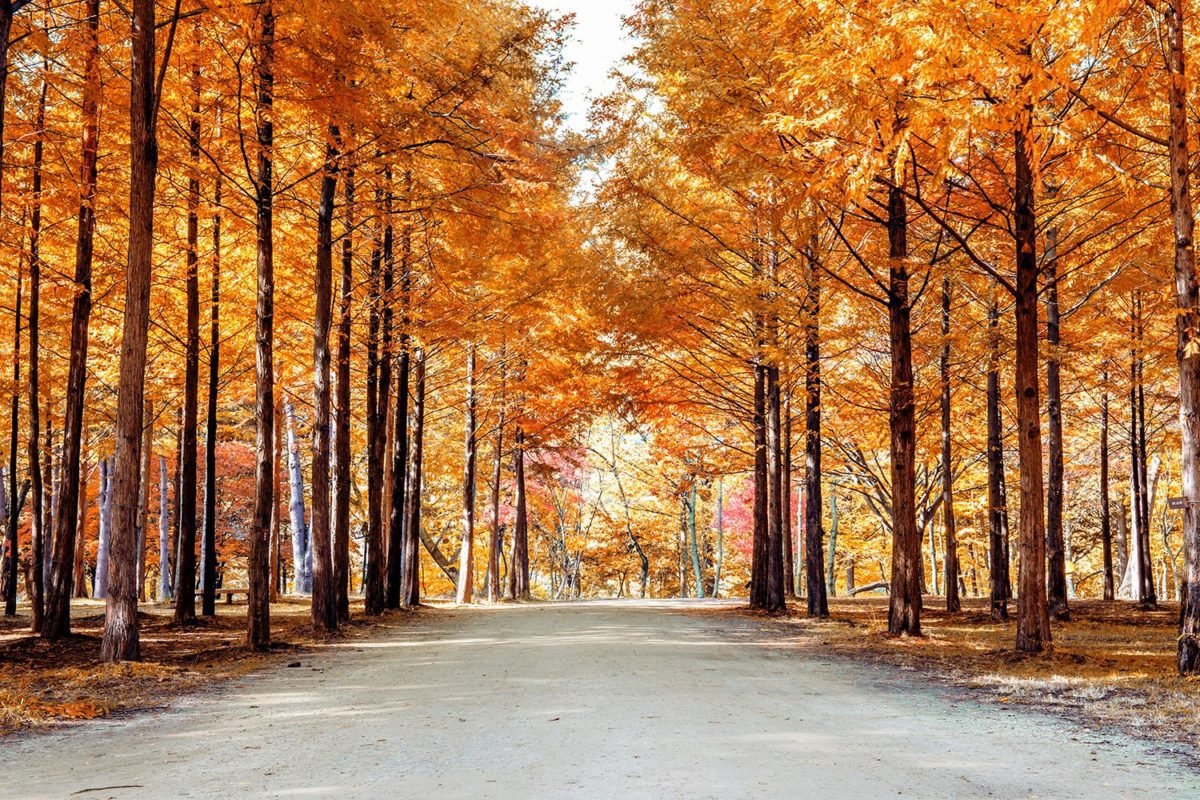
[766,596,1200,752]
[0,597,414,737]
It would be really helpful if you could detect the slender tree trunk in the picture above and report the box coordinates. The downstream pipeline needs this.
[1012,103,1051,653]
[72,427,91,600]
[713,479,724,597]
[137,401,153,602]
[1100,371,1114,600]
[202,83,220,618]
[310,133,337,630]
[886,183,921,637]
[765,364,785,611]
[688,483,704,598]
[1044,222,1069,620]
[364,183,385,615]
[509,427,530,600]
[456,346,477,604]
[3,259,23,617]
[158,455,171,600]
[175,63,202,623]
[941,276,960,612]
[400,349,426,607]
[782,397,794,596]
[1135,300,1156,607]
[804,244,828,617]
[102,0,159,662]
[378,170,394,584]
[247,0,276,650]
[335,159,354,618]
[284,402,309,593]
[750,360,768,609]
[95,459,111,597]
[485,351,505,603]
[986,290,1010,619]
[27,72,46,631]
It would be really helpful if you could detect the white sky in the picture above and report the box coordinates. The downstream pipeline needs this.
[527,0,638,133]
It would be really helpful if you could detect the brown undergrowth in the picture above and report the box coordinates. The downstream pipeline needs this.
[0,597,415,736]
[761,596,1199,754]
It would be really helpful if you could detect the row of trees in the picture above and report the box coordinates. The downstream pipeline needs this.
[596,0,1200,674]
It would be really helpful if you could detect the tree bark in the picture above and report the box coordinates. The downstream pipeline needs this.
[310,133,337,630]
[940,276,960,612]
[335,159,355,618]
[765,363,785,611]
[986,288,1010,620]
[27,71,46,631]
[2,239,22,617]
[158,455,171,600]
[247,0,275,650]
[750,360,768,610]
[201,76,220,618]
[456,346,477,604]
[101,0,159,662]
[509,427,530,600]
[485,349,505,603]
[400,348,426,607]
[364,182,385,615]
[1044,221,1068,620]
[284,401,310,593]
[804,244,828,617]
[1012,104,1051,653]
[886,183,921,637]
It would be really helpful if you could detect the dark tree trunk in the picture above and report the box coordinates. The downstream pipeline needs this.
[3,242,23,617]
[750,361,768,609]
[457,346,477,604]
[1044,223,1069,620]
[1134,301,1156,607]
[28,73,46,632]
[400,349,426,607]
[310,132,337,631]
[364,183,385,616]
[202,121,221,617]
[986,290,1010,620]
[384,183,410,611]
[335,159,354,619]
[765,364,785,612]
[246,0,275,650]
[940,276,960,613]
[509,427,530,600]
[174,61,202,625]
[1012,105,1051,653]
[485,350,505,603]
[782,397,794,597]
[803,244,827,617]
[886,183,921,637]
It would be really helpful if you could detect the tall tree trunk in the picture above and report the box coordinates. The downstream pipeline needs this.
[688,482,704,598]
[782,397,794,596]
[1100,371,1114,600]
[247,0,276,650]
[158,455,171,600]
[202,79,220,617]
[1012,102,1051,653]
[803,244,828,617]
[400,348,426,607]
[137,400,153,602]
[485,350,505,603]
[102,0,159,662]
[28,72,46,632]
[95,459,111,598]
[456,346,477,604]
[378,169,394,585]
[384,181,409,610]
[713,479,724,597]
[72,425,91,600]
[986,288,1010,620]
[310,133,337,631]
[750,360,768,609]
[765,364,785,611]
[941,276,960,612]
[509,427,530,600]
[1166,0,1200,674]
[364,183,385,615]
[1044,220,1068,620]
[175,61,202,624]
[335,159,354,618]
[1135,299,1156,607]
[3,256,23,617]
[886,183,921,637]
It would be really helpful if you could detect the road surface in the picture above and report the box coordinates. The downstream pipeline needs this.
[7,600,1198,798]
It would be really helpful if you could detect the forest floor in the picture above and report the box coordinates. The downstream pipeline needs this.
[763,595,1200,758]
[2,599,1199,798]
[0,596,411,736]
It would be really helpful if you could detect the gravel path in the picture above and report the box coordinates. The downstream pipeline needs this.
[7,599,1198,799]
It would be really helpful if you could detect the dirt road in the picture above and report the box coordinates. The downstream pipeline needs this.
[7,600,1197,798]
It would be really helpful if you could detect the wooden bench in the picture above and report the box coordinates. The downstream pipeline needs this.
[194,586,249,604]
